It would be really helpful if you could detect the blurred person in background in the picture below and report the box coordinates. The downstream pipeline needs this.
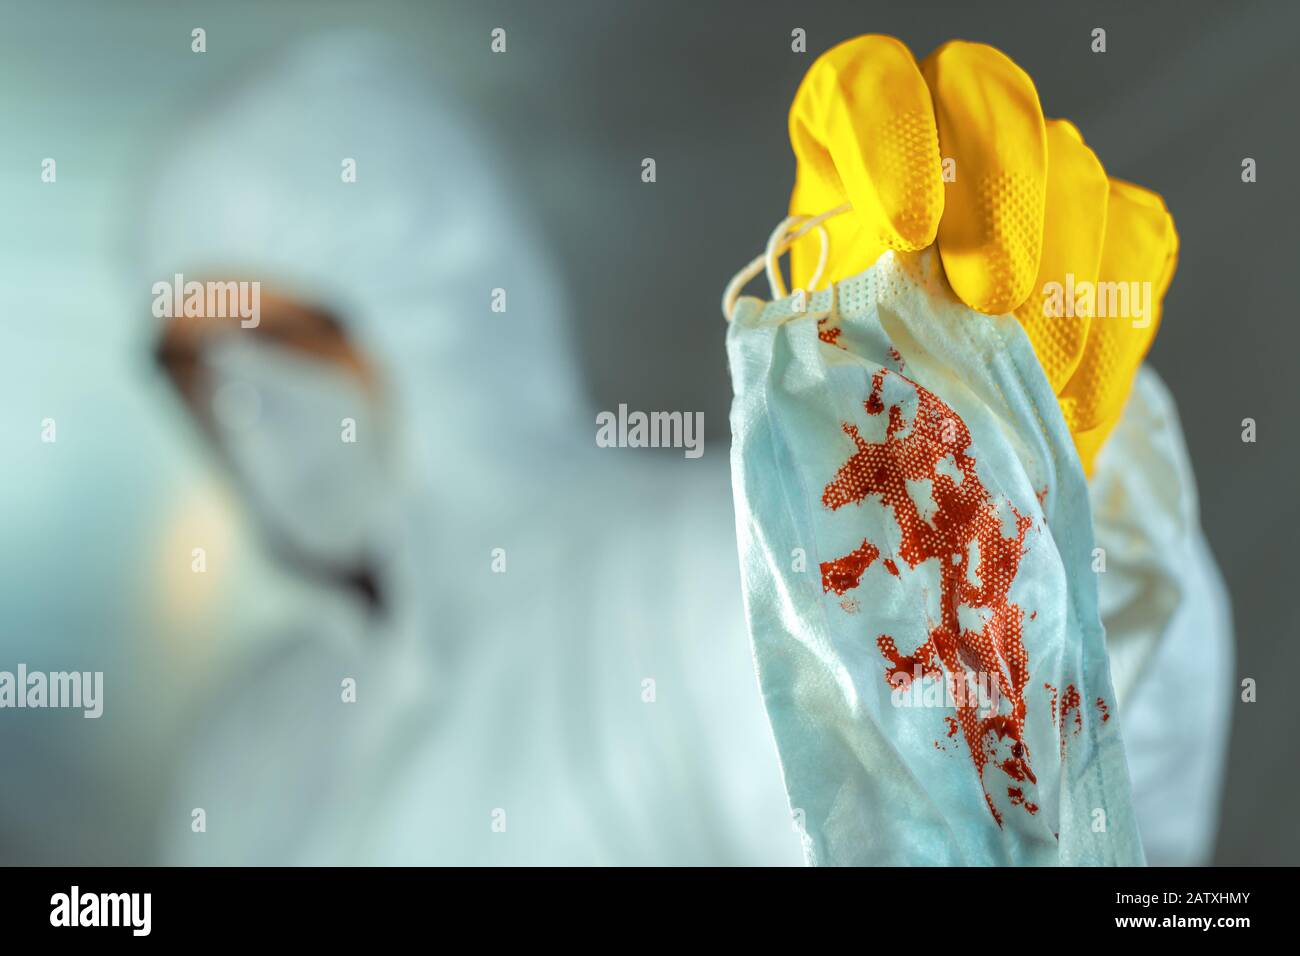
[142,33,803,865]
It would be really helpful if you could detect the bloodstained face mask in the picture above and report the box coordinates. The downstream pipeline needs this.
[721,208,1143,865]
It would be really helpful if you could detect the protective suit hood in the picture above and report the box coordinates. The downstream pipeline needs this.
[141,32,587,513]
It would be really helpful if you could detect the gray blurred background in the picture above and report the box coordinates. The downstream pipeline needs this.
[1,0,1296,864]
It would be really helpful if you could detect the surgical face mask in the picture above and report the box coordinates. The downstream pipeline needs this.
[202,338,394,573]
[722,207,1142,865]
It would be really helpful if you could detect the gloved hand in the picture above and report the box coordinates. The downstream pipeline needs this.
[787,35,1179,474]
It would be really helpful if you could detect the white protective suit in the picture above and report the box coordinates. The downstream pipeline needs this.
[1089,366,1234,866]
[143,34,804,866]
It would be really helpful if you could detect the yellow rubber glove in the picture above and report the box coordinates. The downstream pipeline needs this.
[788,35,1178,475]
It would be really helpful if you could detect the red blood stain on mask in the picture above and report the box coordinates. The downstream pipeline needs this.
[1044,682,1085,756]
[820,539,880,595]
[1007,787,1039,815]
[818,367,1037,825]
[817,316,843,347]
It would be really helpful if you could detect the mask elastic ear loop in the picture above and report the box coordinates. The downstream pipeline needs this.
[803,223,831,295]
[722,203,851,321]
[763,215,803,301]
